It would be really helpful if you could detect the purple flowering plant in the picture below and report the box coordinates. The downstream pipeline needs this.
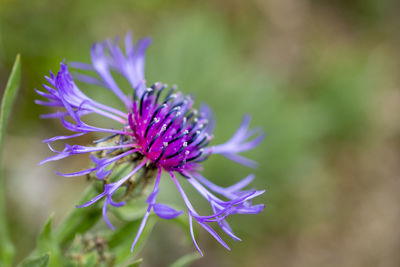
[36,32,265,256]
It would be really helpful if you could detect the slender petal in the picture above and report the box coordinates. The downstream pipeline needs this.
[153,203,183,219]
[131,167,162,252]
[209,115,265,167]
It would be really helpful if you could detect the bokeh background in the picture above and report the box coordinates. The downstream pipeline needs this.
[1,0,400,266]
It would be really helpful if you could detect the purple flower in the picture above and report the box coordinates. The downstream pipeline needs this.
[36,33,265,255]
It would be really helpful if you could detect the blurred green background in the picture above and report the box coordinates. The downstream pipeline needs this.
[1,0,400,266]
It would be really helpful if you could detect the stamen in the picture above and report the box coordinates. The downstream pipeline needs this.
[187,149,204,162]
[146,124,166,152]
[185,110,197,122]
[150,82,162,90]
[169,130,189,144]
[188,118,198,134]
[195,134,208,147]
[145,118,160,138]
[183,150,190,162]
[163,94,177,104]
[149,104,167,123]
[154,142,168,163]
[147,133,160,152]
[192,153,211,163]
[127,113,134,134]
[174,117,187,134]
[171,101,186,110]
[198,136,211,149]
[140,88,153,117]
[162,112,181,137]
[165,106,181,118]
[187,130,201,145]
[166,142,187,159]
[172,161,187,169]
[163,86,176,103]
[155,83,167,104]
[156,106,181,130]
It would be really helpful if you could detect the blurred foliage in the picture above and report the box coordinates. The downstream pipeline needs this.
[1,0,400,266]
[0,54,20,266]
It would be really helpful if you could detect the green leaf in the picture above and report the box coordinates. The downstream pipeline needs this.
[112,197,146,222]
[109,216,156,265]
[169,252,201,267]
[54,163,133,247]
[22,214,63,267]
[0,54,21,267]
[54,185,102,246]
[20,253,50,267]
[37,214,54,253]
[124,258,142,267]
[0,54,21,152]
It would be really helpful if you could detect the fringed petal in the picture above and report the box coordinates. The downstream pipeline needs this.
[209,115,265,167]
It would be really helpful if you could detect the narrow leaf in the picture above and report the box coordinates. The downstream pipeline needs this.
[109,216,156,265]
[54,185,102,245]
[20,253,50,267]
[20,213,64,267]
[0,54,21,266]
[0,54,21,151]
[125,258,142,267]
[37,214,53,253]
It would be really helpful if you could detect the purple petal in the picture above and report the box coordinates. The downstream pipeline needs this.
[146,188,159,204]
[197,221,230,250]
[236,132,265,152]
[43,132,86,143]
[222,153,258,168]
[189,213,203,256]
[208,115,264,167]
[103,198,115,230]
[152,203,183,219]
[235,204,265,214]
[72,72,105,87]
[210,204,241,242]
[130,208,151,252]
[77,191,107,208]
[225,174,255,192]
[55,167,96,177]
[191,172,255,198]
[109,199,126,207]
[69,62,94,71]
[130,167,162,252]
[34,99,61,106]
[90,43,129,106]
[39,152,70,165]
[199,103,215,134]
[219,219,241,242]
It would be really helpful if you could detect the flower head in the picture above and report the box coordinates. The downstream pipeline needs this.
[36,33,265,255]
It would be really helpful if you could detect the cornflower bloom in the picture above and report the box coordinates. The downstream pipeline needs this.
[36,33,265,255]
